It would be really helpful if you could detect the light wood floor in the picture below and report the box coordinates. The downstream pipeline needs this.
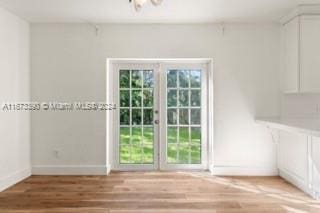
[1,172,320,213]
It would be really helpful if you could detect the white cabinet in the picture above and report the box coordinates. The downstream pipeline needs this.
[282,15,320,93]
[311,136,320,198]
[257,118,320,199]
[283,18,300,93]
[278,130,309,187]
[278,130,320,199]
[300,16,320,93]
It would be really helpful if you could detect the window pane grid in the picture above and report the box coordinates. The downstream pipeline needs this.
[167,107,201,109]
[166,69,202,165]
[167,125,201,127]
[119,69,154,165]
[188,83,192,164]
[129,70,133,162]
[120,125,153,127]
[122,107,153,109]
[167,88,201,91]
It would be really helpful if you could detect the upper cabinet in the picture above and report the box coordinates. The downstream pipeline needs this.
[282,12,320,93]
[300,16,320,93]
[283,17,300,93]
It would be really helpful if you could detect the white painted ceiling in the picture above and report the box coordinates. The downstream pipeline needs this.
[0,0,320,23]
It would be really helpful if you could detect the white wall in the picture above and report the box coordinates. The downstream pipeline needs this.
[0,7,30,191]
[31,23,281,175]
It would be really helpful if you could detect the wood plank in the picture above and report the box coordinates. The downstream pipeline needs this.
[0,172,319,212]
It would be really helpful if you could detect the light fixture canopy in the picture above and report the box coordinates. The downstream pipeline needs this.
[150,0,163,6]
[133,0,147,11]
[130,0,163,11]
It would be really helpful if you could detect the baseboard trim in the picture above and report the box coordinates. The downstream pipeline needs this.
[32,165,108,175]
[0,168,31,192]
[210,165,278,176]
[279,169,312,197]
[106,164,111,175]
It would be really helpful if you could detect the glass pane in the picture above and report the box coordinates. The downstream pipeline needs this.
[190,70,201,88]
[179,90,189,107]
[120,145,130,164]
[131,146,142,164]
[179,71,189,88]
[165,69,203,166]
[191,145,201,164]
[167,144,178,164]
[167,109,177,125]
[143,70,154,88]
[119,67,154,166]
[167,90,177,107]
[191,90,201,107]
[143,145,153,164]
[179,109,189,125]
[191,109,201,125]
[167,70,177,88]
[119,70,130,88]
[132,70,142,88]
[143,127,153,144]
[120,127,130,145]
[178,146,189,164]
[132,109,142,125]
[120,109,130,125]
[132,90,142,107]
[168,127,178,144]
[143,89,153,107]
[179,127,189,144]
[191,127,201,145]
[143,109,153,125]
[132,127,142,145]
[120,90,130,107]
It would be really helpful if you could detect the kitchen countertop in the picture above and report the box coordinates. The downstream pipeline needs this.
[256,117,320,137]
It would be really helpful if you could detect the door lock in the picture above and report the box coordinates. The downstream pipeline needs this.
[154,120,160,125]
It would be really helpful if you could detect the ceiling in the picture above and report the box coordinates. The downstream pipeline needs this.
[0,0,320,23]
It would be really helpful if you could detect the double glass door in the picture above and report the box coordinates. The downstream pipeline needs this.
[114,63,207,170]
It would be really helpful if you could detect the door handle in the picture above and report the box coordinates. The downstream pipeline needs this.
[154,120,160,125]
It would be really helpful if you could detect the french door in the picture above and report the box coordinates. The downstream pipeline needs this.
[113,62,208,170]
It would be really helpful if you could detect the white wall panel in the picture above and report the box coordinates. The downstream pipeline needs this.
[0,7,30,191]
[31,23,281,174]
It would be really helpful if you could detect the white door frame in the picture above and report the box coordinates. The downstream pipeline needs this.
[113,63,160,171]
[106,58,214,172]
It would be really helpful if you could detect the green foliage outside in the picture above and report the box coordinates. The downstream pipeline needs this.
[119,69,202,165]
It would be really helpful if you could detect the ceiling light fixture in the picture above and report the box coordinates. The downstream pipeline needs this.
[129,0,163,11]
